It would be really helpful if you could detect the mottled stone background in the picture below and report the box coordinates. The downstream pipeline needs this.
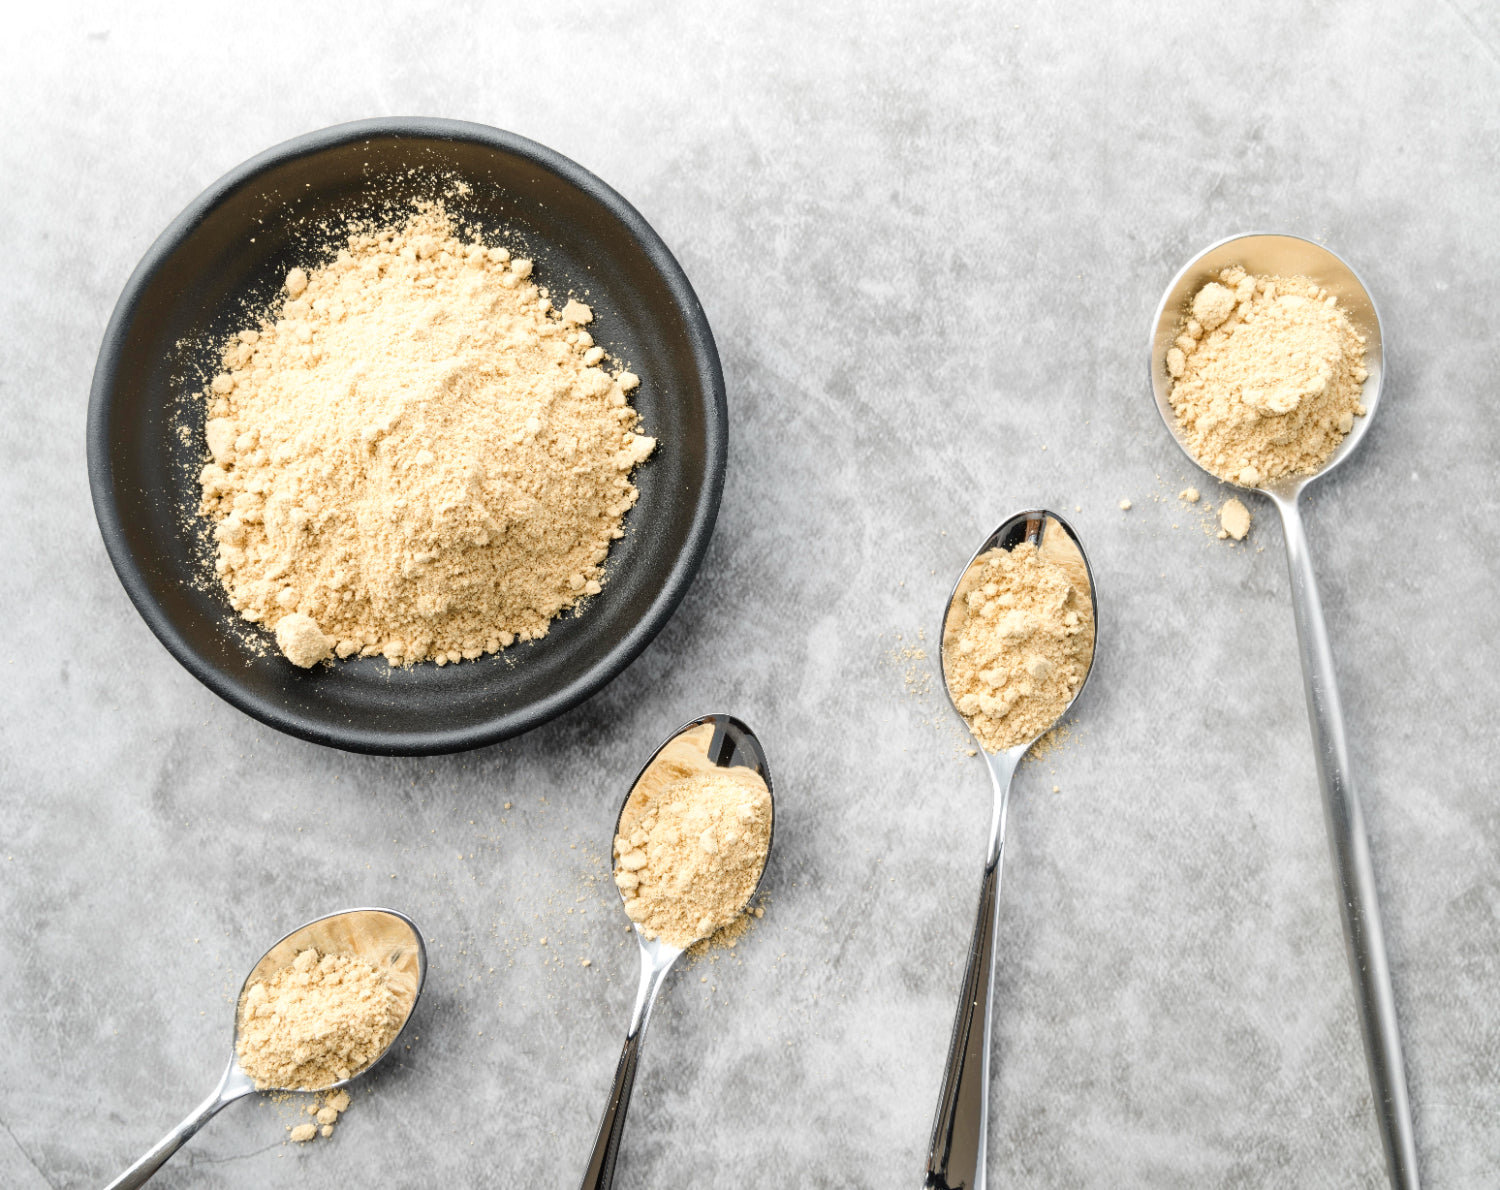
[2,3,1497,1187]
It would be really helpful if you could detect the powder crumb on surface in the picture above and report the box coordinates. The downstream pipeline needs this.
[942,524,1095,753]
[282,1088,353,1145]
[237,949,402,1091]
[196,205,653,668]
[1179,487,1200,503]
[1165,266,1368,486]
[1219,498,1252,541]
[1118,498,1131,511]
[613,729,772,949]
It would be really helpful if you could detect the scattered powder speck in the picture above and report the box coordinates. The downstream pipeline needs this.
[285,1090,351,1144]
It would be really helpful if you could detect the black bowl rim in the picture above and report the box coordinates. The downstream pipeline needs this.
[86,116,727,755]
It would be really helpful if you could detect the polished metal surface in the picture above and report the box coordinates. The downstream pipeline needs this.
[1150,234,1417,1190]
[579,714,774,1190]
[103,908,427,1190]
[924,513,1097,1190]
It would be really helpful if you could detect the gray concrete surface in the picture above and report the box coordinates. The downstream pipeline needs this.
[3,3,1498,1187]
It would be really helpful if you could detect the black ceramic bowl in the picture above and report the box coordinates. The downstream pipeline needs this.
[88,118,726,755]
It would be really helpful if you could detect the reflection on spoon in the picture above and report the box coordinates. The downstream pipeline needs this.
[103,908,426,1190]
[924,512,1097,1190]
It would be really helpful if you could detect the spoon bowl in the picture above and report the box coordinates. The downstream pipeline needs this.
[1148,232,1385,500]
[925,511,1098,1190]
[940,510,1099,754]
[237,907,427,1090]
[580,713,774,1190]
[609,714,775,922]
[105,908,426,1189]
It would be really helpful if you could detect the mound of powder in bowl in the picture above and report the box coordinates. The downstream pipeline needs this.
[196,205,655,668]
[236,948,403,1091]
[942,527,1095,753]
[1164,265,1369,487]
[613,759,772,949]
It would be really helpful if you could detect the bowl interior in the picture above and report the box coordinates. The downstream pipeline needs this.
[89,121,725,754]
[1148,233,1385,488]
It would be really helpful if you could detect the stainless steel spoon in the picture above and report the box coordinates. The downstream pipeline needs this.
[104,907,427,1190]
[1150,233,1416,1190]
[579,714,774,1190]
[924,511,1098,1190]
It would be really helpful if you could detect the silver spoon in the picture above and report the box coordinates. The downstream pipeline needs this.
[579,713,775,1190]
[104,907,427,1189]
[924,511,1098,1190]
[1150,233,1416,1190]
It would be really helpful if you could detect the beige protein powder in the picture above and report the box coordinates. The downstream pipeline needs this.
[197,206,654,668]
[942,525,1095,753]
[613,727,773,949]
[236,948,403,1091]
[288,1089,351,1144]
[1165,266,1368,487]
[1219,497,1252,541]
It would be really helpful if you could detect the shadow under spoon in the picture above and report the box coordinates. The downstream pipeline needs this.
[103,907,426,1190]
[924,511,1098,1190]
[579,713,774,1190]
[1149,232,1416,1190]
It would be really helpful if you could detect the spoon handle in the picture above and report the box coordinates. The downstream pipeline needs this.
[578,1027,647,1190]
[578,949,677,1190]
[1276,494,1420,1190]
[103,1062,251,1190]
[924,847,1003,1190]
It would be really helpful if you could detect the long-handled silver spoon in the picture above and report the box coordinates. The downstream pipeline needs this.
[924,512,1098,1190]
[1150,232,1416,1190]
[579,714,774,1190]
[104,907,427,1189]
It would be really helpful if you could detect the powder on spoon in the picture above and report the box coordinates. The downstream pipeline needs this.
[196,205,654,668]
[1164,266,1368,487]
[236,948,403,1092]
[613,760,772,949]
[942,528,1095,753]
